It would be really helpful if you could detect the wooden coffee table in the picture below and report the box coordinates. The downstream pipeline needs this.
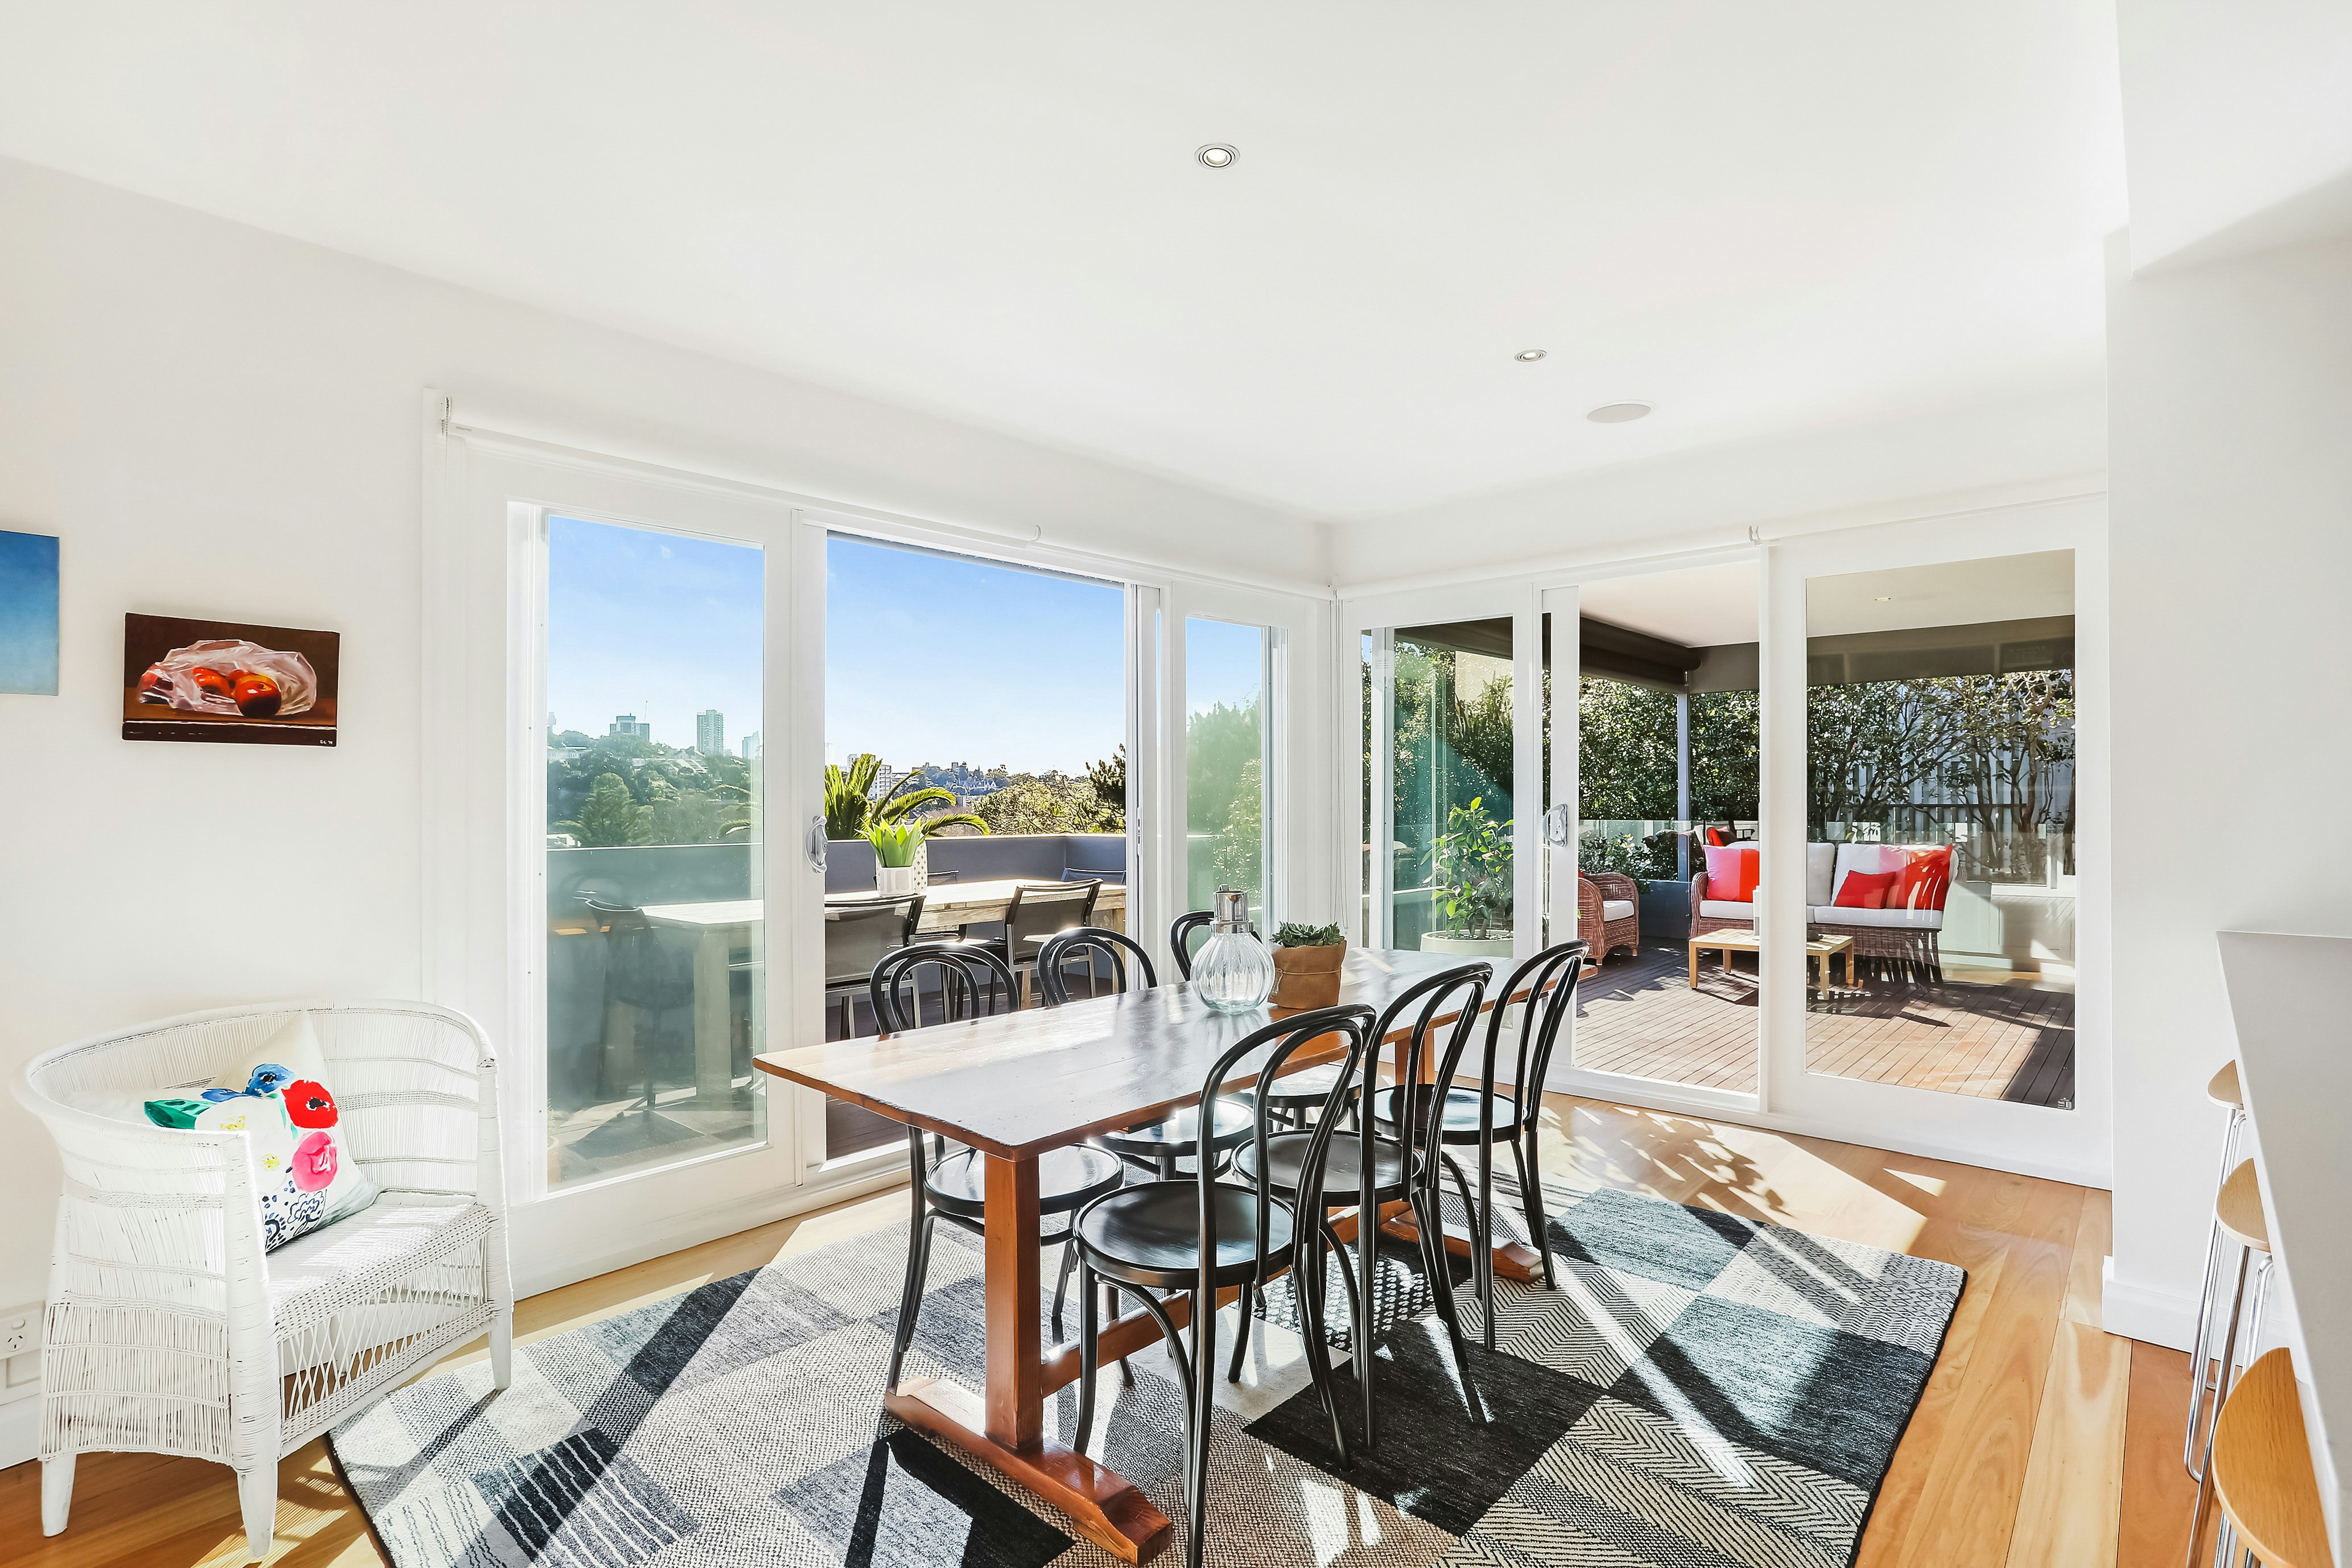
[1688,929,1856,999]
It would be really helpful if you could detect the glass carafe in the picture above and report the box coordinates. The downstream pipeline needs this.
[1192,887,1274,1013]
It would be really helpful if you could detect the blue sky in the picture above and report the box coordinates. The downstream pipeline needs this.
[547,515,764,752]
[545,519,1265,773]
[0,529,60,696]
[827,536,1123,771]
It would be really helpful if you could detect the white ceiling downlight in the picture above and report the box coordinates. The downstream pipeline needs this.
[1196,144,1236,168]
[1587,402,1653,423]
[1515,349,1548,362]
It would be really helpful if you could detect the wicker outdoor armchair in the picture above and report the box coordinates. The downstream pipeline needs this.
[14,1000,513,1561]
[1577,872,1643,963]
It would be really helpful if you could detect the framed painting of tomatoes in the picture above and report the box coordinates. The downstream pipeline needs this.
[122,612,340,746]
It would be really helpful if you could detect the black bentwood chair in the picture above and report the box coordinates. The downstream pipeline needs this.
[1037,928,1255,1181]
[1236,961,1491,1447]
[870,943,1125,1390]
[1071,1004,1378,1567]
[1369,939,1587,1346]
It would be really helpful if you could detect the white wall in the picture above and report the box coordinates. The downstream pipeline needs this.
[1326,385,2107,592]
[2115,0,2352,271]
[0,155,1326,1314]
[2103,226,2352,1346]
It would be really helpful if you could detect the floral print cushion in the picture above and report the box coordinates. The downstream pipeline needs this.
[143,1016,381,1249]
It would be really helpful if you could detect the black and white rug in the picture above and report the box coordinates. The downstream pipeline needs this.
[328,1179,1961,1568]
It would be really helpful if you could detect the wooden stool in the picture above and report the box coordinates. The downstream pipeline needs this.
[2189,1157,2274,1566]
[2186,1062,2253,1484]
[2211,1347,2334,1567]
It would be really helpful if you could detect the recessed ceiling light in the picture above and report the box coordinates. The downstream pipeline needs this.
[1874,596,1891,602]
[1586,402,1652,423]
[1196,144,1236,168]
[1515,349,1548,362]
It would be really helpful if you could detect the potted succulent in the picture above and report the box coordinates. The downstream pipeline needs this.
[1270,921,1348,1009]
[867,820,923,896]
[1423,796,1515,956]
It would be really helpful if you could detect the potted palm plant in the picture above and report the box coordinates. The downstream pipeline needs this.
[824,753,987,889]
[1423,796,1515,956]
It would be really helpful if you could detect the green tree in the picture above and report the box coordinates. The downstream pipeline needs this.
[559,773,649,847]
[1186,700,1260,834]
[1086,745,1129,827]
[975,777,1116,835]
[1210,757,1263,894]
[1577,676,1677,819]
[1689,688,1760,822]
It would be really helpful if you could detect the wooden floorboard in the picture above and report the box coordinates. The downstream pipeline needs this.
[1574,940,2075,1107]
[0,1092,2169,1568]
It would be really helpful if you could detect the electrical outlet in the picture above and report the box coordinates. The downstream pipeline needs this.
[0,1306,36,1358]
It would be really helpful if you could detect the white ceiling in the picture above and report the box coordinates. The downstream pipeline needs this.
[1808,550,2074,637]
[1575,548,2074,649]
[0,2,2127,519]
[1579,563,1759,648]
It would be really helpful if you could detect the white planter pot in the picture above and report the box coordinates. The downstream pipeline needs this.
[1420,931,1515,956]
[876,864,919,897]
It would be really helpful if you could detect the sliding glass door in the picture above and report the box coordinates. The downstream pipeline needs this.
[1338,514,2102,1182]
[1351,589,1543,967]
[1546,564,1765,1105]
[1762,511,2105,1184]
[542,515,769,1188]
[1184,616,1271,923]
[807,530,1134,1168]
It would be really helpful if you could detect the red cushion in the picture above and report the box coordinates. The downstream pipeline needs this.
[1702,844,1759,903]
[1893,846,1954,910]
[1833,869,1897,910]
[1703,827,1725,847]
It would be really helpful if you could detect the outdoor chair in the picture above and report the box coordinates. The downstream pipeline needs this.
[585,898,695,1112]
[824,894,926,1037]
[968,879,1099,1007]
[1576,873,1641,962]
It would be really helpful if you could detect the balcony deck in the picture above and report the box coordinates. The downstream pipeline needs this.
[1573,937,2075,1107]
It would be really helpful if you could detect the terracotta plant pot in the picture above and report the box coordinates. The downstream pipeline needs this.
[1271,942,1347,1009]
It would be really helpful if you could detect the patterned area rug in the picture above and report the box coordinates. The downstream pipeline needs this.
[329,1179,1961,1568]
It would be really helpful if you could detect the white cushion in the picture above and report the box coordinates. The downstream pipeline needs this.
[144,1013,381,1250]
[1805,843,1836,907]
[1809,905,1944,930]
[1600,899,1636,922]
[1830,843,1908,903]
[1698,900,1755,919]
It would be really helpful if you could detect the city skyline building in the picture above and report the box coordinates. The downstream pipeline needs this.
[696,708,724,755]
[607,712,651,740]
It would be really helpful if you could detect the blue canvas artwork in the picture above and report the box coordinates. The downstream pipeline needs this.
[0,529,60,696]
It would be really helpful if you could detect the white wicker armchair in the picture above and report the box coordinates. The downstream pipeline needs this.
[13,1000,513,1561]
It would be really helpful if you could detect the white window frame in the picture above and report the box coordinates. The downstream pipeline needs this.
[1334,498,2109,1189]
[425,397,1343,1288]
[1167,583,1334,944]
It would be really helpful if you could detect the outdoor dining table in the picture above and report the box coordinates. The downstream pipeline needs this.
[636,880,1132,1104]
[752,946,1545,1563]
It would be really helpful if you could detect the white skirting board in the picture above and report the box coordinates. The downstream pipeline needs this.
[0,1393,37,1472]
[2101,1258,2200,1351]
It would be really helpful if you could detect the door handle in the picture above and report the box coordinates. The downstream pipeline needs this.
[1543,803,1573,846]
[805,815,829,873]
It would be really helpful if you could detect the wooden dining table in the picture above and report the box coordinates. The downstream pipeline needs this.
[752,946,1545,1563]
